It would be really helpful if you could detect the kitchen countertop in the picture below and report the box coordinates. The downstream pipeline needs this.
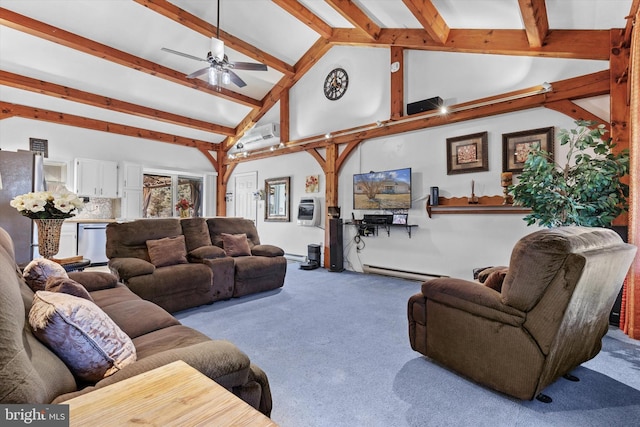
[66,218,117,223]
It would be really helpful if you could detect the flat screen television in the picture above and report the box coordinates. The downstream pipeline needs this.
[353,167,411,210]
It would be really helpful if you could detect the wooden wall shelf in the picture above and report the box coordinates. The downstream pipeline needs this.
[426,195,531,217]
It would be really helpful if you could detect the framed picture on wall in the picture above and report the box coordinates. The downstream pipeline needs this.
[502,126,554,173]
[446,131,489,175]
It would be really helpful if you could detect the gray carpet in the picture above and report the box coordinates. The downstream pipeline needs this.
[175,264,640,427]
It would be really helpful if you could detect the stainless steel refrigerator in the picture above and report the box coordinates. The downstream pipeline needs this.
[0,150,46,265]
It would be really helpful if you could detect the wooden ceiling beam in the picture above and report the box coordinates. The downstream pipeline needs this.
[330,28,610,60]
[0,101,217,150]
[326,0,381,41]
[225,71,611,165]
[518,0,549,48]
[0,7,261,109]
[0,70,234,136]
[545,100,611,131]
[273,0,333,39]
[133,0,294,76]
[402,0,450,44]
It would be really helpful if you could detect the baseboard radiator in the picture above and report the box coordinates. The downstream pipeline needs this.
[362,264,444,282]
[284,253,307,263]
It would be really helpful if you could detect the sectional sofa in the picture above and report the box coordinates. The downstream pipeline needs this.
[106,217,287,312]
[0,226,272,415]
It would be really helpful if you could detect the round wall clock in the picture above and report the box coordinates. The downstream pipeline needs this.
[323,68,348,100]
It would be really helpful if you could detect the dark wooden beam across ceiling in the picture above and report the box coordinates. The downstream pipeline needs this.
[518,0,550,48]
[0,101,217,150]
[0,70,234,136]
[402,0,450,44]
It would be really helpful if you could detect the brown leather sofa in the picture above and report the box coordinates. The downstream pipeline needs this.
[106,217,286,312]
[0,226,272,415]
[408,226,636,401]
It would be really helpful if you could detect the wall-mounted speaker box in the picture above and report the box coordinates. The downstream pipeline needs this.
[407,96,443,115]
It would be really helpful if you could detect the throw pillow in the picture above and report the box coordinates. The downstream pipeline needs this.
[483,268,509,292]
[23,258,69,292]
[146,235,188,267]
[45,276,94,301]
[221,233,252,257]
[29,291,136,382]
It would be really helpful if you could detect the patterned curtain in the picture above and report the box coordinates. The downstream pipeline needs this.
[622,10,640,339]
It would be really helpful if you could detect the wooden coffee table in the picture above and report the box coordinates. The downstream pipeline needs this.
[63,360,278,426]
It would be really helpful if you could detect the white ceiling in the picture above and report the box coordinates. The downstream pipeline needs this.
[0,0,633,146]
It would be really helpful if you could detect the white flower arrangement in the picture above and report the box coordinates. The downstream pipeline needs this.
[10,189,84,219]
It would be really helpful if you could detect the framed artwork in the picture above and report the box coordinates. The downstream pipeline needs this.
[29,138,48,158]
[305,175,319,193]
[446,132,489,175]
[502,126,554,173]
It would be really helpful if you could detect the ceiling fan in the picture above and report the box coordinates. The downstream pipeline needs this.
[161,0,267,88]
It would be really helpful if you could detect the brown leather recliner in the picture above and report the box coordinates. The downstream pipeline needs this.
[408,226,636,401]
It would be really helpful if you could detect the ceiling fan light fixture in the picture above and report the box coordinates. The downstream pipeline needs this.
[222,70,231,85]
[211,37,225,62]
[208,67,218,85]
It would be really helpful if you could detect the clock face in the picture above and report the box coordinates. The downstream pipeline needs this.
[323,68,348,100]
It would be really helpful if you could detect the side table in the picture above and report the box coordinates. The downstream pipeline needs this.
[63,360,278,426]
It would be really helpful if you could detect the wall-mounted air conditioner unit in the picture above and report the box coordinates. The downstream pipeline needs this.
[234,123,280,149]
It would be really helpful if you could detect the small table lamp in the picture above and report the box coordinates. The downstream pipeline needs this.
[501,172,513,205]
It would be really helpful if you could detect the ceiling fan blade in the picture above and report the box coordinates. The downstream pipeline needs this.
[161,47,207,62]
[230,61,268,71]
[228,70,247,88]
[186,67,211,79]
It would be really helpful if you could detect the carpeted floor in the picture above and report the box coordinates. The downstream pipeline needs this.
[175,264,640,427]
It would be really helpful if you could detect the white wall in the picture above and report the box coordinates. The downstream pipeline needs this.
[232,47,610,280]
[1,45,610,280]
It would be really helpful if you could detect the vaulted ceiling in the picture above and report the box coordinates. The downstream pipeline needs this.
[0,0,637,170]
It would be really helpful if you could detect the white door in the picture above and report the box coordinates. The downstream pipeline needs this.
[234,172,257,222]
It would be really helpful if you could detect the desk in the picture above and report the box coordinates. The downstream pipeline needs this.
[63,360,278,427]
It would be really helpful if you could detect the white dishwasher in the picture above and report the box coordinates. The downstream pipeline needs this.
[77,223,109,265]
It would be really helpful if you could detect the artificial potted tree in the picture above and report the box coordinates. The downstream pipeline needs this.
[511,120,629,228]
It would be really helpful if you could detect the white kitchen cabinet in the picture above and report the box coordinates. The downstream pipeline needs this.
[74,158,118,198]
[121,162,143,190]
[119,162,143,219]
[121,188,143,219]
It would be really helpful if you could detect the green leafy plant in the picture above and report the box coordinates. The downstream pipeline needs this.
[511,120,629,228]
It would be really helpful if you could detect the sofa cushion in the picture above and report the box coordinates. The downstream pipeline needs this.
[221,233,252,257]
[108,258,155,280]
[146,236,188,267]
[23,258,68,292]
[68,271,119,292]
[45,276,93,301]
[188,245,227,262]
[251,244,285,257]
[180,218,213,252]
[207,217,261,248]
[29,291,137,382]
